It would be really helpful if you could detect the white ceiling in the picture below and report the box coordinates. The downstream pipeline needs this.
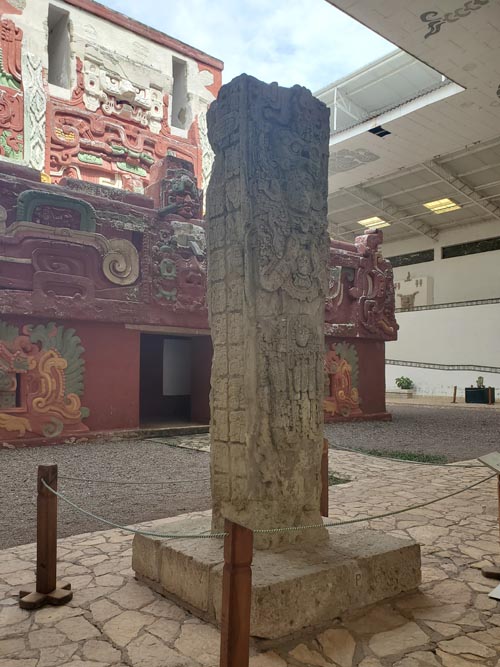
[321,0,500,243]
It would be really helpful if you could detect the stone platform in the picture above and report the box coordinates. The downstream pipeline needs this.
[132,516,421,640]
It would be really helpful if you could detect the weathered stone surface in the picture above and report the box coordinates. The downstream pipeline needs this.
[37,644,79,667]
[288,644,330,667]
[438,636,496,658]
[102,611,153,647]
[28,628,66,649]
[109,581,155,610]
[394,651,441,667]
[0,639,24,657]
[436,649,485,667]
[206,75,330,547]
[135,516,420,639]
[89,599,122,623]
[317,628,355,667]
[369,622,429,658]
[347,605,408,635]
[147,618,181,644]
[56,616,100,641]
[249,652,287,667]
[424,620,461,638]
[127,633,195,667]
[82,639,121,663]
[34,604,84,625]
[174,621,220,665]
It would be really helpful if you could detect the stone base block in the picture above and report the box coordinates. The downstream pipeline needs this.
[132,516,421,640]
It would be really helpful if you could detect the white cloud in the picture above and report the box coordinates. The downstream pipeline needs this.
[99,0,395,91]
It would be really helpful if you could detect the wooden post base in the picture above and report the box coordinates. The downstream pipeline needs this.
[19,583,72,610]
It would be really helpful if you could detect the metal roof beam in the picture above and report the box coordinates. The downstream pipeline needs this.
[345,185,439,241]
[330,87,369,131]
[423,160,500,223]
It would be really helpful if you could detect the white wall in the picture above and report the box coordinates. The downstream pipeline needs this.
[386,365,499,397]
[383,219,500,304]
[386,303,500,395]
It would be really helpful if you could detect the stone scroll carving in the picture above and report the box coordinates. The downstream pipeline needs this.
[206,75,330,547]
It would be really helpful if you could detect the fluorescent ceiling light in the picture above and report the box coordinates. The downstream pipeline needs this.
[357,216,391,229]
[423,198,461,214]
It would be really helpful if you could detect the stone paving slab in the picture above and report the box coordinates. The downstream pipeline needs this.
[0,448,499,666]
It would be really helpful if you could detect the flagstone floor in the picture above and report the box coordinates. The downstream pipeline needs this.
[1,446,499,667]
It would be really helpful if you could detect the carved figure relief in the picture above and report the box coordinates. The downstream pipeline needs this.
[0,321,89,438]
[151,225,206,310]
[83,46,166,134]
[207,75,330,542]
[324,342,362,419]
[159,165,202,219]
[17,190,97,232]
[326,230,398,340]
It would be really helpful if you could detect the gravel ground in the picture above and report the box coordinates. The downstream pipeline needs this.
[325,403,500,462]
[2,404,498,549]
[0,437,210,549]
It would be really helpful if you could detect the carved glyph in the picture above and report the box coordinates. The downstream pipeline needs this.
[206,75,330,548]
[83,46,166,134]
[22,51,46,171]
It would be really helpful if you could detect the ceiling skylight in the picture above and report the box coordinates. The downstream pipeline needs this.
[423,198,461,214]
[357,216,391,229]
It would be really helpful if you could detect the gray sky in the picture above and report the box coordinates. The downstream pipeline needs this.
[99,0,395,92]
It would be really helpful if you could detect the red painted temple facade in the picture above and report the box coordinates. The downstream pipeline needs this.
[0,0,398,445]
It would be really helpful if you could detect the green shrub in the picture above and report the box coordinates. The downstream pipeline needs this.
[395,376,413,390]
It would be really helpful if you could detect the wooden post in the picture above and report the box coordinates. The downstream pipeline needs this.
[452,386,457,404]
[19,465,72,609]
[321,438,329,517]
[220,519,253,667]
[488,387,493,405]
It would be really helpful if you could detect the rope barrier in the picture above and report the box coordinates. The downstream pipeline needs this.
[42,480,225,539]
[255,472,496,534]
[328,443,485,469]
[42,472,496,539]
[59,475,210,485]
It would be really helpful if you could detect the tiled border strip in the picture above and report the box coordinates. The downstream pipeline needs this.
[395,297,500,313]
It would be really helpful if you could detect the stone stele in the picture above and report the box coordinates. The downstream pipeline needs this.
[132,74,421,638]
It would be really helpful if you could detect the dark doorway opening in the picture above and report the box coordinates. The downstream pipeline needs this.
[139,333,211,426]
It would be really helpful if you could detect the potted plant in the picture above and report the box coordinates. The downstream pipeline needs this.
[395,376,413,390]
[393,376,414,398]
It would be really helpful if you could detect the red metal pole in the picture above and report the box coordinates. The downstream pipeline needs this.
[220,519,253,667]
